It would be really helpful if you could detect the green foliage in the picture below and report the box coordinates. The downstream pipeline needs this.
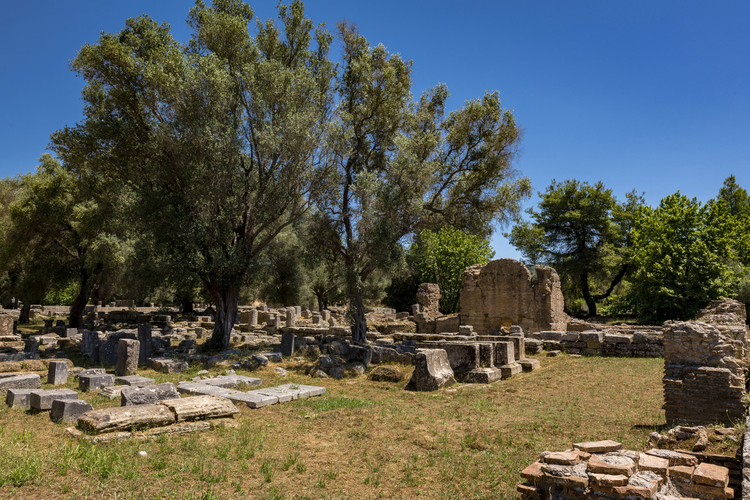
[52,1,335,348]
[316,22,529,342]
[624,193,733,323]
[43,281,79,306]
[410,226,494,313]
[507,179,642,316]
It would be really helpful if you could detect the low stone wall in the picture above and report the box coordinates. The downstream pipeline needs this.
[531,330,664,358]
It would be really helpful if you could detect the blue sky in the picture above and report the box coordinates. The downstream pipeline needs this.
[2,1,748,258]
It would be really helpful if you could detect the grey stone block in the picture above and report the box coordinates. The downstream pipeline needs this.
[47,360,69,385]
[121,383,180,406]
[79,373,115,392]
[280,331,295,356]
[227,391,279,409]
[6,388,39,409]
[115,375,156,387]
[30,389,78,410]
[0,373,41,395]
[50,399,93,423]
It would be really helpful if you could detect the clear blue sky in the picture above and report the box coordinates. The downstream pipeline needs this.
[2,1,748,258]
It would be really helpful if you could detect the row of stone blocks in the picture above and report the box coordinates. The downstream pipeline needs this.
[531,330,664,357]
[518,439,734,500]
[418,336,539,383]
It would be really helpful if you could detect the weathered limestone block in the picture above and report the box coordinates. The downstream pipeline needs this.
[115,375,155,387]
[0,373,41,395]
[78,373,115,392]
[121,383,180,406]
[50,399,93,423]
[0,314,14,335]
[47,360,69,385]
[416,283,441,316]
[406,349,455,391]
[116,339,140,376]
[147,357,189,373]
[77,404,176,434]
[5,388,38,409]
[159,394,239,422]
[30,389,78,411]
[280,331,295,357]
[459,259,567,335]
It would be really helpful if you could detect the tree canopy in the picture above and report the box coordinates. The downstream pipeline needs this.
[507,179,642,316]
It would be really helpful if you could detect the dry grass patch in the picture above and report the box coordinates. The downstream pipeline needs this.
[0,354,667,499]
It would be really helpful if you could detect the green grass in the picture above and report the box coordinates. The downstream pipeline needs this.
[0,354,672,499]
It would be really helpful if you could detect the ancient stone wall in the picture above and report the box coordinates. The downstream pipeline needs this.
[459,259,567,335]
[663,319,746,426]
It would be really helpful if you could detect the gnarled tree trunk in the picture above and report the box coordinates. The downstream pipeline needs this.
[207,283,239,351]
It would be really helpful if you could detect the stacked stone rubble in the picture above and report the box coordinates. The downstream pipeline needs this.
[518,440,734,500]
[663,313,746,426]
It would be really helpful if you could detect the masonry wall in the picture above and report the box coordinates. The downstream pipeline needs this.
[662,321,746,426]
[459,259,568,335]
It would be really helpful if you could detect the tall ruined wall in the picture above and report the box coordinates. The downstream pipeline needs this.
[459,259,567,335]
[663,319,746,426]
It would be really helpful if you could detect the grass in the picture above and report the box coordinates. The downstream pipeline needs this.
[0,353,672,499]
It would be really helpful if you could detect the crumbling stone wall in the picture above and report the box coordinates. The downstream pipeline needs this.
[663,318,746,426]
[459,259,567,335]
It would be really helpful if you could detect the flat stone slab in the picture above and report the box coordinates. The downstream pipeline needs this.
[500,363,522,379]
[573,440,622,453]
[199,377,239,389]
[250,387,296,403]
[189,385,236,397]
[115,375,156,387]
[51,399,93,423]
[30,389,79,411]
[226,391,279,409]
[79,373,115,392]
[160,395,239,422]
[0,373,41,395]
[276,383,326,397]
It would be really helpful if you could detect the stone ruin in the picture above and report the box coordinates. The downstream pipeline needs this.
[662,299,747,427]
[459,258,568,335]
[517,439,735,500]
[412,283,460,334]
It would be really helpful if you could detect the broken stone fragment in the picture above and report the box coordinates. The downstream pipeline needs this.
[637,453,669,475]
[692,462,729,488]
[540,451,580,466]
[644,449,698,466]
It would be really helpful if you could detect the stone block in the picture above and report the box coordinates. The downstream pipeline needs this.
[137,323,152,364]
[435,315,460,334]
[604,333,631,344]
[228,391,279,408]
[47,360,69,385]
[579,330,603,342]
[50,399,93,423]
[0,373,41,395]
[493,341,515,366]
[406,349,455,391]
[116,338,140,376]
[115,375,156,387]
[347,345,372,368]
[539,331,565,341]
[121,383,180,406]
[500,363,522,379]
[573,439,622,453]
[147,357,189,373]
[30,388,78,411]
[159,394,239,422]
[518,358,541,372]
[280,331,295,357]
[5,388,38,409]
[693,463,729,488]
[440,343,479,371]
[79,373,115,392]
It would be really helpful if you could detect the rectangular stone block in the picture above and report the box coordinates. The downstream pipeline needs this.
[539,331,565,341]
[280,331,295,357]
[50,399,93,423]
[493,341,515,366]
[47,360,69,385]
[579,330,603,342]
[604,333,631,344]
[79,373,115,392]
[227,391,279,408]
[116,338,140,376]
[478,343,494,367]
[30,388,78,411]
[159,394,239,422]
[115,375,156,387]
[5,388,39,409]
[441,343,480,371]
[500,363,522,379]
[0,373,41,395]
[121,383,180,406]
[137,323,152,364]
